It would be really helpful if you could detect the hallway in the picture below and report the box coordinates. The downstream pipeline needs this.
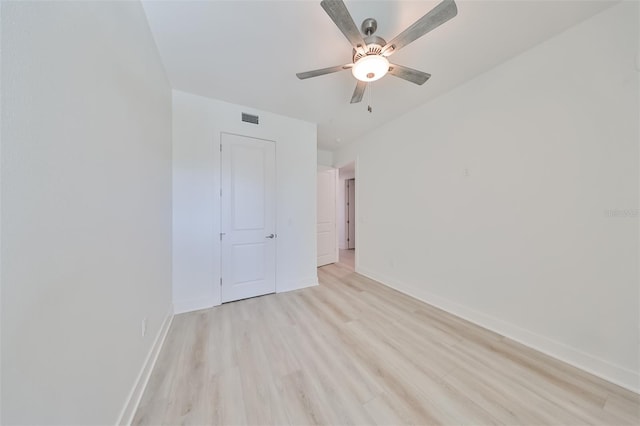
[339,248,355,269]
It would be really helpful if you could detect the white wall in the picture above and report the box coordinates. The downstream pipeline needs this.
[172,90,317,313]
[335,2,639,391]
[338,167,355,250]
[317,149,334,168]
[1,1,173,424]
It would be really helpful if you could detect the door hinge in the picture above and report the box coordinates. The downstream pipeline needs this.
[220,277,222,286]
[220,188,222,197]
[220,144,222,152]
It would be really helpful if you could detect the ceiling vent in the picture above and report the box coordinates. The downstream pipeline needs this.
[242,113,259,125]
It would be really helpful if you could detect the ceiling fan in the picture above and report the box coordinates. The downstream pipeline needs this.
[296,0,458,104]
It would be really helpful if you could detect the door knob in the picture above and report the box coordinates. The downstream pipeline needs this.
[266,234,275,239]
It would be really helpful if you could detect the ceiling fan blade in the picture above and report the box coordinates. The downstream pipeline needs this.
[388,64,431,85]
[320,0,367,52]
[296,64,352,80]
[381,0,457,56]
[350,80,366,103]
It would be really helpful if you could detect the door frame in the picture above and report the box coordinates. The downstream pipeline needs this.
[346,178,355,249]
[335,158,358,271]
[317,167,339,266]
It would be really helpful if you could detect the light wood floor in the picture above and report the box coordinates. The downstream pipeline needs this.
[133,263,639,425]
[339,248,355,269]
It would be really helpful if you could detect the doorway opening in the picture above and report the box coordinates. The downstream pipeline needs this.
[317,168,338,267]
[338,162,355,269]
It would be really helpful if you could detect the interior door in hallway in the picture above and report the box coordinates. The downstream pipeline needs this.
[317,169,337,266]
[221,133,276,303]
[346,178,355,249]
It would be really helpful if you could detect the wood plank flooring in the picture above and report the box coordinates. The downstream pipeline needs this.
[133,263,639,425]
[339,249,355,270]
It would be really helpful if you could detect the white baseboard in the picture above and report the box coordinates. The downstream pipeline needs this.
[277,276,319,293]
[173,277,319,315]
[357,266,640,394]
[116,305,174,426]
[173,296,218,314]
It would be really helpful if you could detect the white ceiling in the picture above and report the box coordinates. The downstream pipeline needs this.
[142,0,616,150]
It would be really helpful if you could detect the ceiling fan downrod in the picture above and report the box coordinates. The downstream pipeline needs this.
[361,18,378,36]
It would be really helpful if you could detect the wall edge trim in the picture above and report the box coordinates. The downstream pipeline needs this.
[116,304,174,425]
[173,296,219,315]
[277,276,319,293]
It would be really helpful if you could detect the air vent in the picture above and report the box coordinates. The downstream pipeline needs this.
[242,113,259,125]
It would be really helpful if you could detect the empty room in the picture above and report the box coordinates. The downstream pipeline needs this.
[1,0,639,425]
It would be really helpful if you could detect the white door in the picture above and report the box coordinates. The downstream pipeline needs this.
[317,169,338,266]
[221,133,276,303]
[347,178,356,249]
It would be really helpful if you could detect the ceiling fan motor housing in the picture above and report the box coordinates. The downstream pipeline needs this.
[352,35,387,62]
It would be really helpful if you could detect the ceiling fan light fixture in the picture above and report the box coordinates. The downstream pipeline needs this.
[351,55,389,82]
